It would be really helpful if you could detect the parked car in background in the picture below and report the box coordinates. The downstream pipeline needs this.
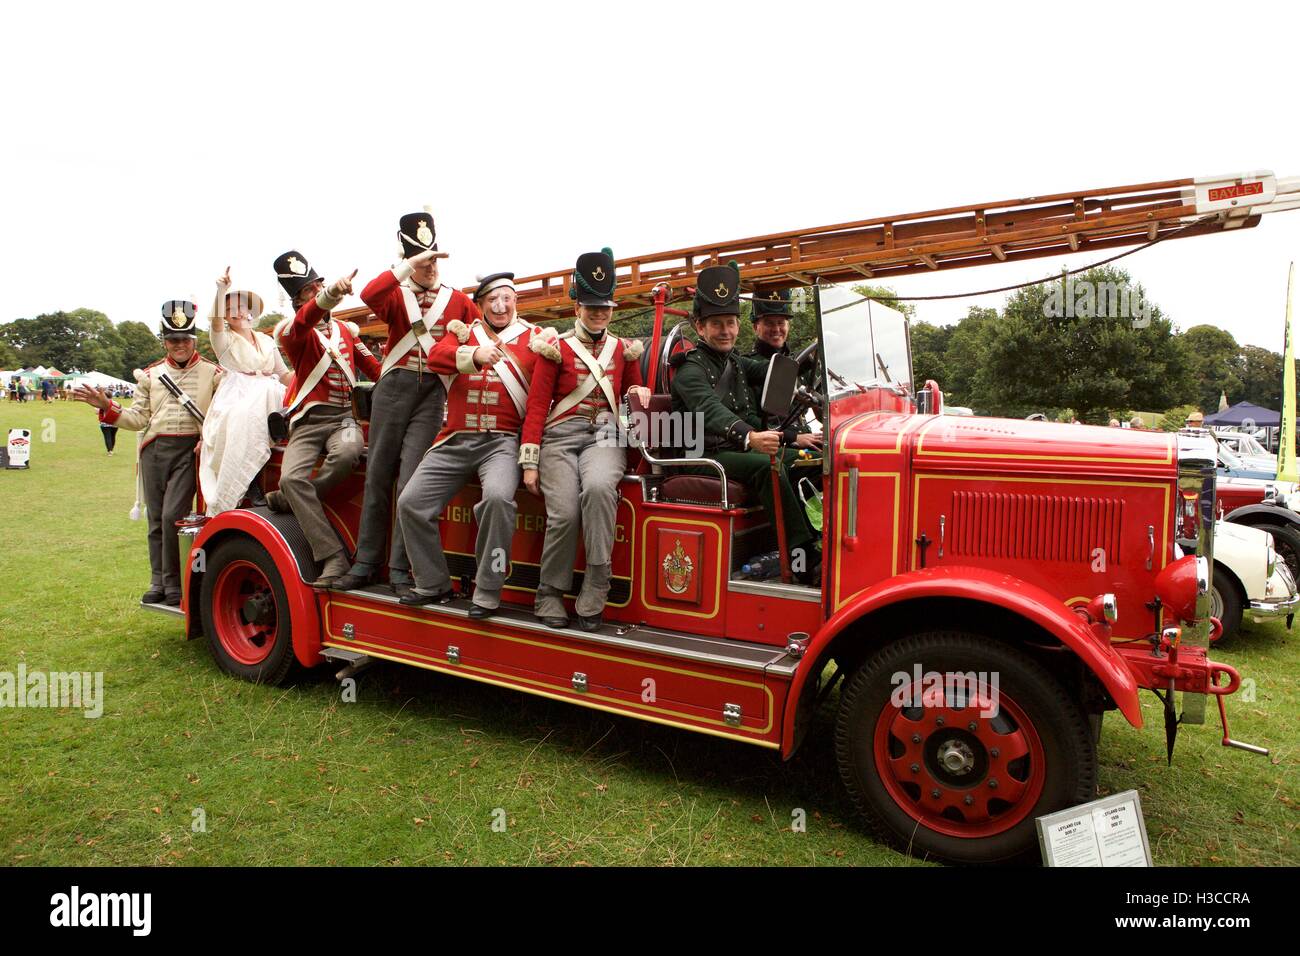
[1187,522,1299,641]
[1214,430,1276,473]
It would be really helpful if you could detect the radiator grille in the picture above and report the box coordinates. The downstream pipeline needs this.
[948,491,1123,563]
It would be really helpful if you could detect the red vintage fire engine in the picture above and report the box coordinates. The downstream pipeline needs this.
[162,170,1297,864]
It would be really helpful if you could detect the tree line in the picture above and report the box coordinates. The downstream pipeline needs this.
[0,309,285,380]
[906,266,1284,424]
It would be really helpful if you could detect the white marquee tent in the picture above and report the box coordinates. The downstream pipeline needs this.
[65,371,135,390]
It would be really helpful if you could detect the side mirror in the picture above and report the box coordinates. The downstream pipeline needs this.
[761,353,799,418]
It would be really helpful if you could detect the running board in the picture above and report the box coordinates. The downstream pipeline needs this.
[328,586,800,678]
[140,601,184,619]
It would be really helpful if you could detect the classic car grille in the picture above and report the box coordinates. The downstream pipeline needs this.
[949,491,1123,563]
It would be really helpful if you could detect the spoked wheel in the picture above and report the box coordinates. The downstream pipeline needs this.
[835,631,1096,865]
[200,537,299,685]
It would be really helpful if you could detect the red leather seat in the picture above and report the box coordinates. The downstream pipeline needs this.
[660,474,750,506]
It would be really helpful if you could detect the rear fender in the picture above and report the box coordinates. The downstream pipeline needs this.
[188,510,324,668]
[783,566,1142,757]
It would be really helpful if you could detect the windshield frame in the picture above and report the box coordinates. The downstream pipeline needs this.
[817,283,915,401]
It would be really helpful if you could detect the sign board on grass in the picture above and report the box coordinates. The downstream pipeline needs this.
[6,429,31,468]
[1036,790,1152,867]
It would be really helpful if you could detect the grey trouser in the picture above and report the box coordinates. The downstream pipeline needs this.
[536,417,625,600]
[397,431,519,608]
[141,434,199,595]
[280,404,364,561]
[353,368,445,577]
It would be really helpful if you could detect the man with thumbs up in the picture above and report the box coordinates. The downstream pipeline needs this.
[269,250,382,587]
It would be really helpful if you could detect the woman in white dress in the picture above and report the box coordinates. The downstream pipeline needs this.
[199,267,293,515]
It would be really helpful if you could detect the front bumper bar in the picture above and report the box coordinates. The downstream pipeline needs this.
[1249,562,1299,622]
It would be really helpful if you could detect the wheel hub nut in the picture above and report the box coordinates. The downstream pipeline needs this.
[938,739,975,775]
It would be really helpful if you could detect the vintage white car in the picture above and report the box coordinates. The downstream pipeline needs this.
[1201,521,1299,641]
[1213,429,1276,472]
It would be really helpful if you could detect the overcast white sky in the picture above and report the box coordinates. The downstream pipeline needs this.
[2,0,1297,349]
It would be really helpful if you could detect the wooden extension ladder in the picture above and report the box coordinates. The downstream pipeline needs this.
[342,170,1297,334]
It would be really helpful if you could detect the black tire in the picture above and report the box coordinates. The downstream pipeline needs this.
[834,630,1096,865]
[200,536,300,686]
[1209,571,1244,644]
[1254,523,1300,585]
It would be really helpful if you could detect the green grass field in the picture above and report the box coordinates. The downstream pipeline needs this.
[0,402,1295,866]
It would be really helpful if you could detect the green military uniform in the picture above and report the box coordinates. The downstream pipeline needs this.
[670,264,819,570]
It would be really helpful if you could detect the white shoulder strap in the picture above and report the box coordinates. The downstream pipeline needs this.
[381,283,453,377]
[547,335,618,423]
[471,323,529,417]
[285,323,351,413]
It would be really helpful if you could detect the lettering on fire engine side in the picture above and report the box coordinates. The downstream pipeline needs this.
[437,505,625,544]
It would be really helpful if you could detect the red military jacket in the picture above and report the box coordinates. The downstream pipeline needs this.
[519,332,645,463]
[360,264,479,376]
[279,294,382,425]
[426,315,559,448]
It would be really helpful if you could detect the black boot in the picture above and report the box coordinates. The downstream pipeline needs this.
[333,566,379,592]
[243,476,267,508]
[399,589,454,607]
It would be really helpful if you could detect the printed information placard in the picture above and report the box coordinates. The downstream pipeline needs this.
[1036,790,1153,867]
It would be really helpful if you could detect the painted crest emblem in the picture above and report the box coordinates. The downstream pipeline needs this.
[714,283,729,298]
[171,308,187,327]
[287,256,307,276]
[416,220,434,247]
[592,265,606,282]
[661,539,694,595]
[768,291,780,300]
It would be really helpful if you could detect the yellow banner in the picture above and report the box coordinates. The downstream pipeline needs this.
[1279,263,1297,482]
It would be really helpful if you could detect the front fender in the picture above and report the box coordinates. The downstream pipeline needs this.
[187,509,324,669]
[782,566,1142,756]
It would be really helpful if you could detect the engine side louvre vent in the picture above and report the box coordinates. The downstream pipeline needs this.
[948,492,1123,563]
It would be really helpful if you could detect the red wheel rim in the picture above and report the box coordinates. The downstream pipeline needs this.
[212,560,280,666]
[873,679,1046,838]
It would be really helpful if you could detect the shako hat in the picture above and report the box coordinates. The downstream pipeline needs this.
[273,250,322,300]
[570,248,617,308]
[159,300,198,338]
[694,261,742,318]
[475,272,516,301]
[399,208,448,260]
[751,285,792,321]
